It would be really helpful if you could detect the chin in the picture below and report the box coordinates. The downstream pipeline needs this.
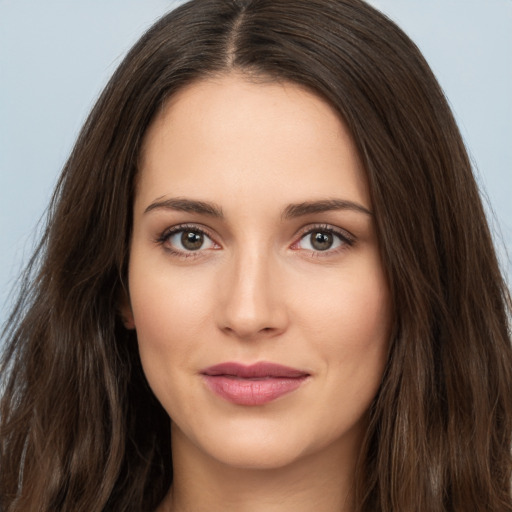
[207,437,310,471]
[176,414,358,473]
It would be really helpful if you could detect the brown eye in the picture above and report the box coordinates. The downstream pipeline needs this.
[163,227,217,253]
[310,231,333,251]
[181,231,204,251]
[294,227,351,253]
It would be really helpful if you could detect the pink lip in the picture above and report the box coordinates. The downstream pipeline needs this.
[201,362,310,406]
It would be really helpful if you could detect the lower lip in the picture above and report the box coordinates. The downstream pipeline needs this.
[202,375,308,405]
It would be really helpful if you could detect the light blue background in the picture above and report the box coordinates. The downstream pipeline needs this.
[1,1,511,326]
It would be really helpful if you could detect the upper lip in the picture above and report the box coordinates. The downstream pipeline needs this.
[201,362,309,379]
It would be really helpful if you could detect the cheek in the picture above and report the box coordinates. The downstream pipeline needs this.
[127,259,217,407]
[296,260,390,350]
[128,257,215,345]
[294,258,391,405]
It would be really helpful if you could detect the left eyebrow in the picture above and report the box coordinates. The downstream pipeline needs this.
[282,199,372,219]
[144,197,224,217]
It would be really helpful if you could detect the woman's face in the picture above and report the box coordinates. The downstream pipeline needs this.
[125,74,391,470]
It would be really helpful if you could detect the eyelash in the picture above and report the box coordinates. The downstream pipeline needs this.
[155,223,355,259]
[291,224,355,257]
[155,224,218,259]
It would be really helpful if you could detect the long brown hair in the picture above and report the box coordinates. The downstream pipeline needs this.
[1,1,511,510]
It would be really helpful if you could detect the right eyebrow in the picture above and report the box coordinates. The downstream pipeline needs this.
[282,198,372,219]
[143,197,224,218]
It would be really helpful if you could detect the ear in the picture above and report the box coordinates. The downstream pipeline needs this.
[118,288,136,330]
[120,306,136,330]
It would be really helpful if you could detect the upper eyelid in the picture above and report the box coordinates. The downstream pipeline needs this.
[160,223,215,238]
[156,225,221,258]
[294,223,355,241]
[160,222,352,235]
[156,223,220,249]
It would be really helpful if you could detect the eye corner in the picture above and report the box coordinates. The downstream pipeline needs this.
[155,223,221,258]
[290,224,356,255]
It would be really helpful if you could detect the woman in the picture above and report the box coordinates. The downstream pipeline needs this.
[1,0,511,511]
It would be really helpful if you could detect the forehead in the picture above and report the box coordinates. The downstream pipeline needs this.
[136,74,370,213]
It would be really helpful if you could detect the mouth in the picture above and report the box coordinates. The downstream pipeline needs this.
[200,362,310,406]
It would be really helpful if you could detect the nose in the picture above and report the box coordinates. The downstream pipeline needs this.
[216,248,289,340]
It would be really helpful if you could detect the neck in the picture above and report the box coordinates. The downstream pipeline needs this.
[158,424,363,512]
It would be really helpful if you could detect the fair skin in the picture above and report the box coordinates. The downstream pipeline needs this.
[123,74,391,512]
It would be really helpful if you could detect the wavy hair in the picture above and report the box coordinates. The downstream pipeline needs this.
[1,0,511,510]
